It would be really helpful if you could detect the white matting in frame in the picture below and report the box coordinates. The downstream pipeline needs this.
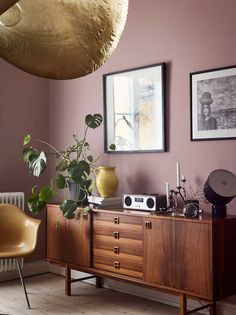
[190,65,236,141]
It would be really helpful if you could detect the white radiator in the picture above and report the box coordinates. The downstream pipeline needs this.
[0,192,25,272]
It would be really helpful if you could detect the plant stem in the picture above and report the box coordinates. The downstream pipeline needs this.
[36,139,66,160]
[77,125,89,160]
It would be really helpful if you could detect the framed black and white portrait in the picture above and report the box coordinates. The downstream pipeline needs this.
[103,63,166,153]
[190,65,236,141]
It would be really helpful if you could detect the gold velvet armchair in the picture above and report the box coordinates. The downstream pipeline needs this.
[0,204,41,308]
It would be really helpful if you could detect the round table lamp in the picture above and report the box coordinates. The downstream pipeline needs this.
[204,169,236,217]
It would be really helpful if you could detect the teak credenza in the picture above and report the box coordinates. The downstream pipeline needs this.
[46,204,236,315]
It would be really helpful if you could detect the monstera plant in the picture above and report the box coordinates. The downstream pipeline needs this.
[23,113,115,219]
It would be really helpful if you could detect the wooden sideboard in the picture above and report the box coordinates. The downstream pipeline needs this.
[46,204,236,315]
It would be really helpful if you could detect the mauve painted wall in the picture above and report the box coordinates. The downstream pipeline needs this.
[50,0,236,212]
[50,0,236,213]
[1,0,235,262]
[0,60,50,260]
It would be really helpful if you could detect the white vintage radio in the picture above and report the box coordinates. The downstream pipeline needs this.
[123,194,166,211]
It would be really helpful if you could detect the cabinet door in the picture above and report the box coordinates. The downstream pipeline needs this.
[47,205,91,267]
[144,217,213,299]
[47,205,67,262]
[143,218,173,287]
[66,211,91,267]
[174,220,212,298]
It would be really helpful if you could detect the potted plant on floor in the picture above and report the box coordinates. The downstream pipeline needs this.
[23,113,115,219]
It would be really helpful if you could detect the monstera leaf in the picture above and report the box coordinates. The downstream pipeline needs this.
[68,160,90,183]
[56,174,66,189]
[23,147,38,163]
[56,159,68,171]
[28,186,54,214]
[23,134,47,177]
[60,200,78,219]
[23,147,47,177]
[39,186,55,201]
[109,144,116,151]
[28,197,46,215]
[85,114,102,129]
[29,151,47,177]
[23,134,31,145]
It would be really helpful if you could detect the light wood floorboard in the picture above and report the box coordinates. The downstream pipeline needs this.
[0,273,180,315]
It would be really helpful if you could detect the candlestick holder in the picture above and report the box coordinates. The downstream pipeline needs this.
[177,177,187,204]
[167,178,188,211]
[169,189,178,210]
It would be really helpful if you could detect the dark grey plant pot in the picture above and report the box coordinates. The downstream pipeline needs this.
[68,181,80,201]
[68,181,89,205]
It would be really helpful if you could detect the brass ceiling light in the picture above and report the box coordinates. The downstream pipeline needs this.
[0,3,22,27]
[0,0,129,80]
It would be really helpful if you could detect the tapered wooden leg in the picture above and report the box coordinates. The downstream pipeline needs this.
[96,276,102,288]
[65,264,71,296]
[179,294,187,315]
[209,302,217,315]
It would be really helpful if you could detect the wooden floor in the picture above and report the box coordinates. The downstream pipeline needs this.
[0,273,180,315]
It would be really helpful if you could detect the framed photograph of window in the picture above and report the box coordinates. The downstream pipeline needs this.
[190,65,236,141]
[103,63,166,153]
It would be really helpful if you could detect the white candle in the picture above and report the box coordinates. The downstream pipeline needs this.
[176,161,180,187]
[166,181,170,207]
[181,174,185,181]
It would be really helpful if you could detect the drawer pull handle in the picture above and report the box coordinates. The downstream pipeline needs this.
[145,221,152,229]
[113,231,119,239]
[114,246,119,254]
[114,217,119,224]
[114,261,120,269]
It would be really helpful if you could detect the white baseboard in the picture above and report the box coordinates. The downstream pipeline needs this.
[0,260,49,282]
[48,263,96,285]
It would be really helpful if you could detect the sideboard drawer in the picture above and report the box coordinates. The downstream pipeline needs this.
[93,212,143,225]
[93,220,142,240]
[93,248,143,279]
[93,234,143,256]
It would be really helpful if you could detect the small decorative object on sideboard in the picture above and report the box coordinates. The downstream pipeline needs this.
[123,194,167,211]
[88,196,122,209]
[166,161,204,217]
[95,166,119,198]
[204,169,236,217]
[183,200,200,218]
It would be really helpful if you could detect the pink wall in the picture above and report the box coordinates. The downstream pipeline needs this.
[0,60,50,260]
[50,0,236,213]
[1,0,235,261]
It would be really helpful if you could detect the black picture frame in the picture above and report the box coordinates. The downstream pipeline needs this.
[190,65,236,141]
[103,63,166,153]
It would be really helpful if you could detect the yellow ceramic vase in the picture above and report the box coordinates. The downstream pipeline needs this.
[95,166,119,198]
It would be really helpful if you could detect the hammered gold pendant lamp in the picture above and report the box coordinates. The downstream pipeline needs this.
[0,0,128,79]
